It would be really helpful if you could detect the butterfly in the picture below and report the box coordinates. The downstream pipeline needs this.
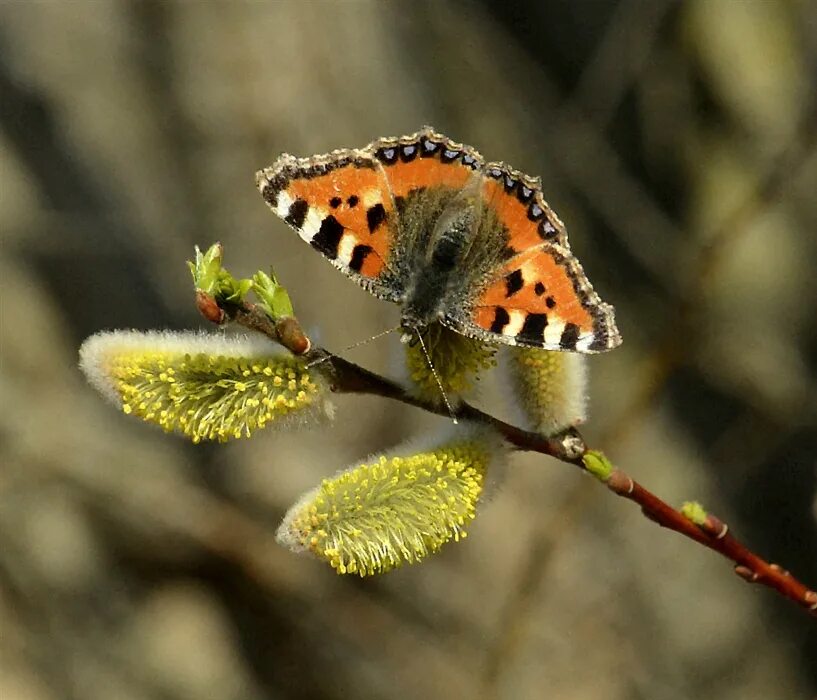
[256,126,621,353]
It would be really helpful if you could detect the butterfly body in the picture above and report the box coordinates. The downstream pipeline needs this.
[257,127,621,353]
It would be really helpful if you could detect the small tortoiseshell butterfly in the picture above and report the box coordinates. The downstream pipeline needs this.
[256,126,621,352]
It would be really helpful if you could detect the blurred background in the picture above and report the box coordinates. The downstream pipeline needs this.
[2,1,816,698]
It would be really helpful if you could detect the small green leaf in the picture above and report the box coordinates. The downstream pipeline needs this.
[252,268,295,319]
[219,272,253,303]
[681,501,708,526]
[583,449,613,481]
[189,243,253,304]
[189,243,224,295]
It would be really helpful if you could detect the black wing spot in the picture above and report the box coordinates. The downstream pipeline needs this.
[366,203,387,233]
[311,215,344,259]
[285,199,309,229]
[518,313,548,343]
[489,307,510,334]
[400,144,418,162]
[534,282,546,296]
[441,148,461,163]
[545,296,556,309]
[329,196,342,209]
[347,195,359,208]
[560,323,580,350]
[517,184,534,203]
[538,219,558,239]
[528,202,544,222]
[376,147,398,164]
[505,269,524,297]
[349,244,373,272]
[420,137,440,157]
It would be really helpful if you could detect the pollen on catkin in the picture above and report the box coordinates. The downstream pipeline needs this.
[506,348,587,436]
[277,428,504,576]
[79,330,331,442]
[404,323,496,403]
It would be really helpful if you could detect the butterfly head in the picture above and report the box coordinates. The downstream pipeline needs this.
[399,320,423,346]
[399,306,445,345]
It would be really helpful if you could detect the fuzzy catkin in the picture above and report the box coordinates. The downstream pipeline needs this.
[506,348,587,436]
[404,323,496,404]
[79,330,331,442]
[277,428,504,576]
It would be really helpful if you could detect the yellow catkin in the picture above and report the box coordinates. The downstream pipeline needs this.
[404,323,496,403]
[278,438,496,576]
[508,348,587,436]
[106,348,323,442]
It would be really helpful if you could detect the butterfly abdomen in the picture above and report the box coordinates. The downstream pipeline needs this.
[402,234,466,329]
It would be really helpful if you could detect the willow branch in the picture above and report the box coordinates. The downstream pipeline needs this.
[218,298,817,618]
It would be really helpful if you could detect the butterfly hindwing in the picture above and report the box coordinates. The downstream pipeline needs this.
[256,150,398,300]
[445,243,619,352]
[441,162,620,352]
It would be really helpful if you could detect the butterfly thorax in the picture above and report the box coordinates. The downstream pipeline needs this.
[398,191,481,332]
[400,237,461,331]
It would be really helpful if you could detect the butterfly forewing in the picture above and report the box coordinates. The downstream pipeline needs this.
[256,150,399,300]
[480,161,568,253]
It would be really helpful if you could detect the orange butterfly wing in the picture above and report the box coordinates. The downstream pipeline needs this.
[258,131,620,352]
[256,127,484,300]
[368,126,483,198]
[445,163,620,352]
[256,150,398,299]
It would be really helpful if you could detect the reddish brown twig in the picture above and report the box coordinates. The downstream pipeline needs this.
[207,298,817,618]
[602,470,817,615]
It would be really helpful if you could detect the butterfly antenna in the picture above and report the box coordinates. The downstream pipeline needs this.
[414,328,458,425]
[344,325,402,351]
[306,325,401,368]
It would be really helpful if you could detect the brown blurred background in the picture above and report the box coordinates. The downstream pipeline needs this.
[2,1,817,698]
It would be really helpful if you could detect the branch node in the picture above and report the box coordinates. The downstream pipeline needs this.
[275,317,311,355]
[734,565,759,583]
[558,429,586,462]
[704,514,729,540]
[195,289,226,324]
[607,469,634,496]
